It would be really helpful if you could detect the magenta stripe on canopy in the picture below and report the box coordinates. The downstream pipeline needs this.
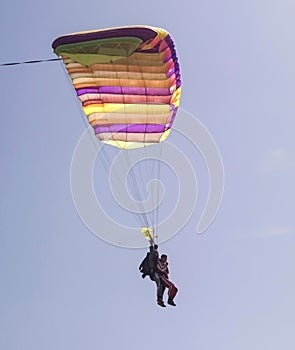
[76,86,173,96]
[93,123,170,134]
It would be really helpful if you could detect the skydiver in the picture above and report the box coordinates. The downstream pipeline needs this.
[148,242,167,307]
[148,241,159,280]
[138,241,159,281]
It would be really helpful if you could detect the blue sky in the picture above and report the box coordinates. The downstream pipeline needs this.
[1,1,295,349]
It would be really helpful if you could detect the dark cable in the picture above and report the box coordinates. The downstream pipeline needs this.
[0,58,61,67]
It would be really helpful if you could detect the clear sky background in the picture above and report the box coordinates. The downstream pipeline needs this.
[1,1,295,349]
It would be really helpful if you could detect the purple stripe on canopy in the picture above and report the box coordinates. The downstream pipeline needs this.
[76,86,173,96]
[93,123,170,134]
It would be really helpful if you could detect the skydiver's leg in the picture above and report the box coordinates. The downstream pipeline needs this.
[167,283,178,306]
[160,276,178,306]
[153,272,166,307]
[156,283,166,307]
[157,283,165,300]
[153,272,161,286]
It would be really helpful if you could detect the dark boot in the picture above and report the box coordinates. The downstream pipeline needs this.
[157,299,166,307]
[168,298,176,306]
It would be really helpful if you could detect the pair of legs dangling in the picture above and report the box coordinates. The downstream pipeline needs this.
[153,272,177,307]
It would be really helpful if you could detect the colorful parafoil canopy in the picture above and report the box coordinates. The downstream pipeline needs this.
[52,25,181,149]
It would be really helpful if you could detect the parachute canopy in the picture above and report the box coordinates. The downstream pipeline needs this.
[52,25,181,149]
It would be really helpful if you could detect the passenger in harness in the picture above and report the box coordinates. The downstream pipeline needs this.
[157,254,178,306]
